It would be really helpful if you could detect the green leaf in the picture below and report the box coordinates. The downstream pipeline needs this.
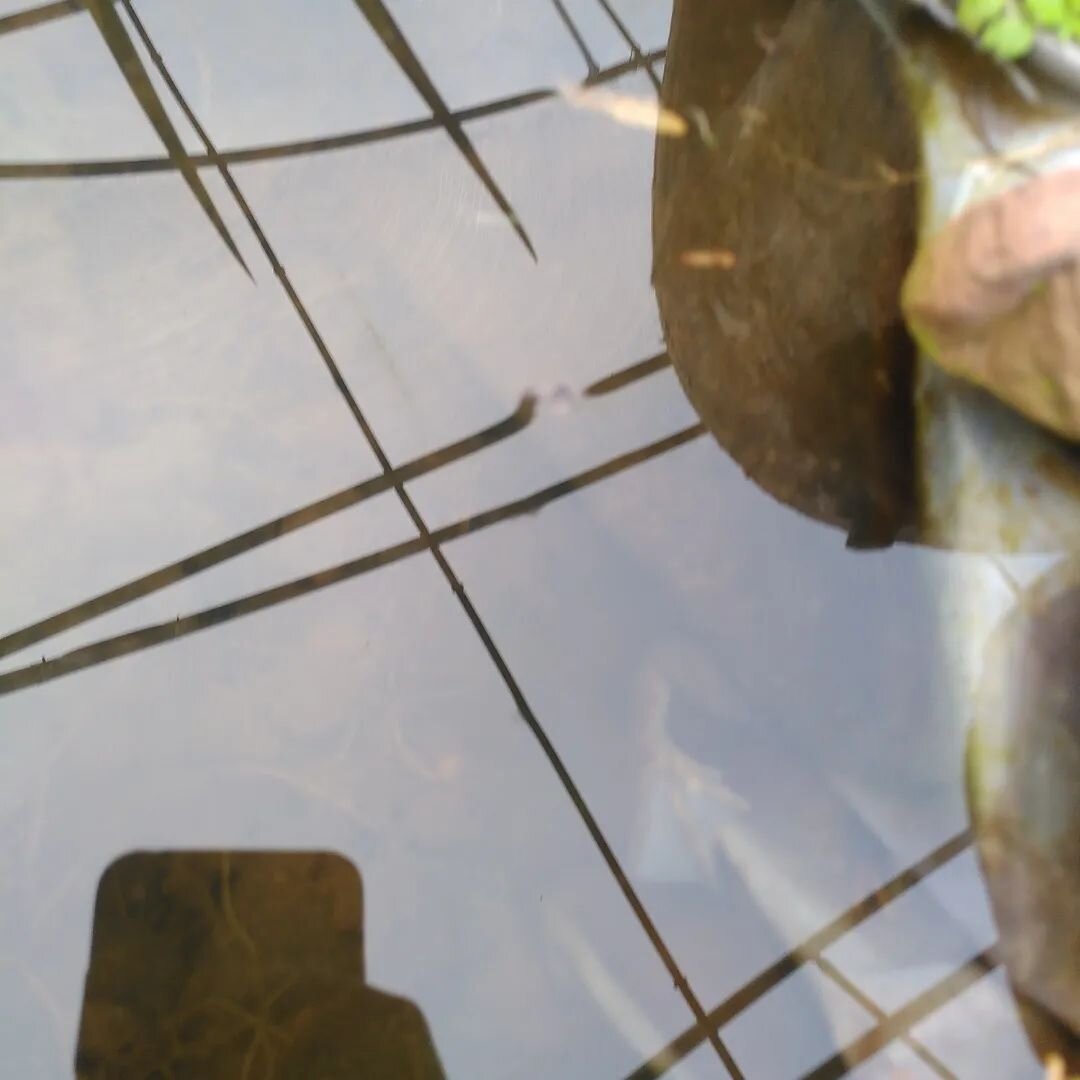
[957,0,1008,33]
[1026,0,1068,28]
[1026,0,1080,34]
[84,0,250,275]
[1063,7,1080,37]
[980,11,1037,57]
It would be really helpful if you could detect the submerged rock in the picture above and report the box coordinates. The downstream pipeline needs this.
[968,565,1080,1067]
[652,0,921,548]
[904,166,1080,442]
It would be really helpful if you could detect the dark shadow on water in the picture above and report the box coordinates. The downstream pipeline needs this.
[75,851,446,1079]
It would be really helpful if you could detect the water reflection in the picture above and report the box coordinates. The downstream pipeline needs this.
[0,0,1076,1076]
[76,851,445,1078]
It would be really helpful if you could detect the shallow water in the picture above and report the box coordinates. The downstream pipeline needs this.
[0,0,1075,1076]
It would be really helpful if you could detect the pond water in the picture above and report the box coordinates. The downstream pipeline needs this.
[0,1,1076,1077]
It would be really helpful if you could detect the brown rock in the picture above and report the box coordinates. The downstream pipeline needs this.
[653,0,921,548]
[903,166,1080,442]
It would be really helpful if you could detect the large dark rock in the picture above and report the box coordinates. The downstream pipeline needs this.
[652,0,920,547]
